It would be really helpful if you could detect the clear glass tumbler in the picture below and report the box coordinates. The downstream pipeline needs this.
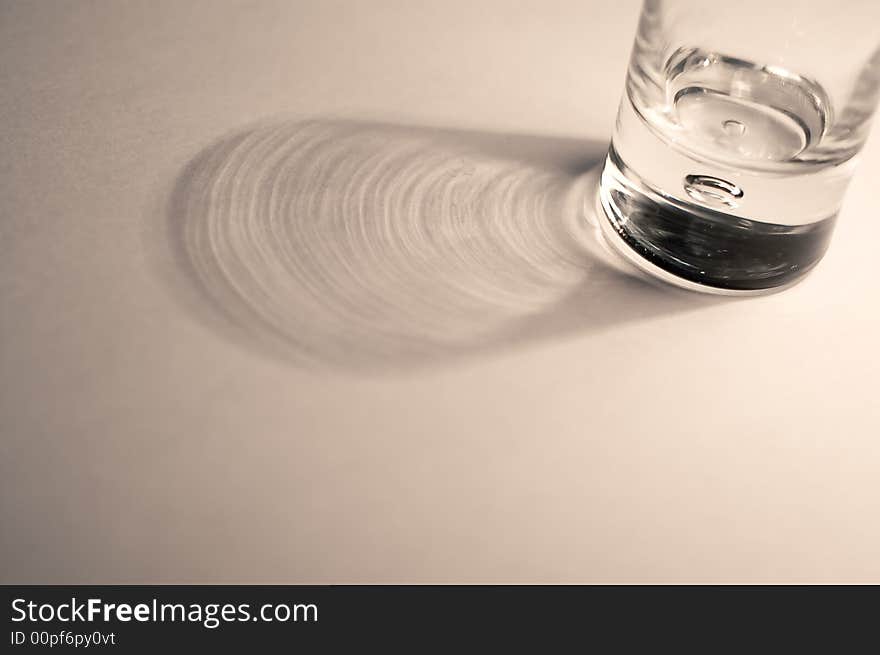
[597,0,880,293]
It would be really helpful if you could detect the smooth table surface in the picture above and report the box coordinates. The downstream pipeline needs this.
[2,0,879,583]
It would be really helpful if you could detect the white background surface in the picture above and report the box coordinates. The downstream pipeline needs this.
[2,0,879,582]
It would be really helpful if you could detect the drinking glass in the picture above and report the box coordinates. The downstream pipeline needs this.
[596,0,880,293]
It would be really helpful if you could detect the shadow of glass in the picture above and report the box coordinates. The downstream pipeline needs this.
[164,119,719,372]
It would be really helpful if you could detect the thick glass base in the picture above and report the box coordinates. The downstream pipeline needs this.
[596,150,837,295]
